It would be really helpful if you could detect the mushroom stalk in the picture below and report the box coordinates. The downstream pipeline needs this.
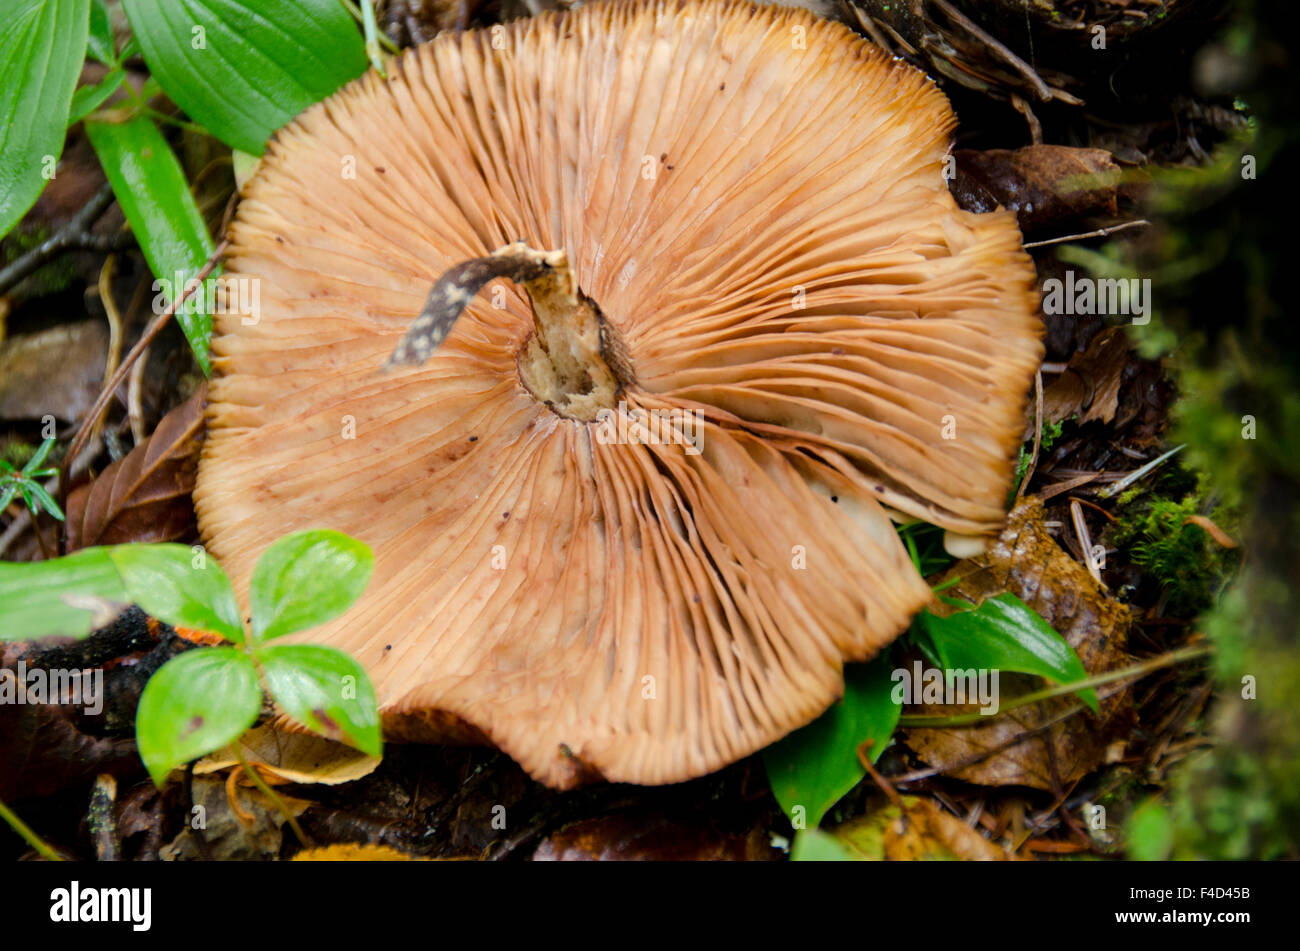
[385,242,627,420]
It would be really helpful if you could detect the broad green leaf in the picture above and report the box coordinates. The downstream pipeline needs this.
[0,0,91,237]
[84,114,217,373]
[68,66,126,124]
[121,0,368,154]
[260,644,381,756]
[135,647,262,785]
[107,543,244,643]
[913,593,1099,712]
[789,829,857,862]
[250,530,373,642]
[87,0,115,64]
[763,657,901,828]
[0,548,127,641]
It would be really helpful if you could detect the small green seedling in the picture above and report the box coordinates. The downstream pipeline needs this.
[0,530,381,785]
[0,438,64,522]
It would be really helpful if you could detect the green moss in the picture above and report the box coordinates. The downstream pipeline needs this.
[0,223,80,299]
[1110,473,1240,617]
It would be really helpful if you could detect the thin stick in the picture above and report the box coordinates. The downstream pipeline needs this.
[0,184,131,295]
[931,0,1053,101]
[93,254,124,447]
[1016,369,1045,502]
[897,643,1211,728]
[0,796,63,861]
[1071,498,1104,584]
[57,240,228,542]
[857,739,906,812]
[1096,444,1186,499]
[1023,219,1151,249]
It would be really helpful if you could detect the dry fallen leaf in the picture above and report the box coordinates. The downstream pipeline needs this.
[195,723,380,787]
[160,775,311,861]
[952,145,1121,236]
[0,322,108,424]
[903,497,1135,790]
[1042,327,1131,425]
[835,796,1011,861]
[66,386,206,550]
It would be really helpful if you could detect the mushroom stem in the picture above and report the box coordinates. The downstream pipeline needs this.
[386,242,627,420]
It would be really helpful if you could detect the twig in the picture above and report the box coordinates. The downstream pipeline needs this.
[126,346,149,445]
[1071,498,1104,584]
[1096,444,1185,499]
[1023,219,1152,249]
[1016,369,1045,502]
[57,239,228,544]
[897,642,1212,728]
[857,739,906,811]
[1011,93,1043,144]
[931,0,1053,101]
[1035,472,1100,501]
[0,184,132,296]
[92,254,124,451]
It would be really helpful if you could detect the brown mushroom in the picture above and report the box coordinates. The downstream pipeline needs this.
[195,0,1042,788]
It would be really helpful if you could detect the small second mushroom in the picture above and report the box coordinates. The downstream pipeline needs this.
[196,0,1043,788]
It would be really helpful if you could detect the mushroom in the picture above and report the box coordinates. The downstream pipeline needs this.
[195,0,1042,788]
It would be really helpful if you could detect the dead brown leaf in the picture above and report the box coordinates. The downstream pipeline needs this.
[903,497,1135,790]
[953,145,1121,236]
[195,724,380,787]
[1043,327,1131,425]
[835,796,1012,861]
[66,385,206,550]
[0,699,140,800]
[0,322,108,423]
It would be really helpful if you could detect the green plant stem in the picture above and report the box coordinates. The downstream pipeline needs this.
[232,746,313,849]
[0,797,63,861]
[340,0,400,53]
[897,643,1212,728]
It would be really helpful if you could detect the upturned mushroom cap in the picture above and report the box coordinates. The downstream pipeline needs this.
[195,0,1043,788]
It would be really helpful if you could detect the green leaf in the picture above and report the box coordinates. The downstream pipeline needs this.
[789,829,857,862]
[107,543,244,643]
[1126,798,1174,861]
[120,0,368,154]
[135,647,262,785]
[250,530,373,642]
[259,644,381,756]
[763,657,902,828]
[914,593,1099,712]
[0,0,91,237]
[87,0,116,64]
[0,548,127,641]
[68,66,126,125]
[21,438,56,474]
[25,482,65,521]
[84,114,217,373]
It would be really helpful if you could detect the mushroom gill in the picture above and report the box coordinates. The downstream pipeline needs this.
[195,0,1043,788]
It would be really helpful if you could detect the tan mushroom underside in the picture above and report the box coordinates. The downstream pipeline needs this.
[196,0,1043,788]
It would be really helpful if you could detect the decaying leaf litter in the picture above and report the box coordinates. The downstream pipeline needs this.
[0,0,1245,860]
